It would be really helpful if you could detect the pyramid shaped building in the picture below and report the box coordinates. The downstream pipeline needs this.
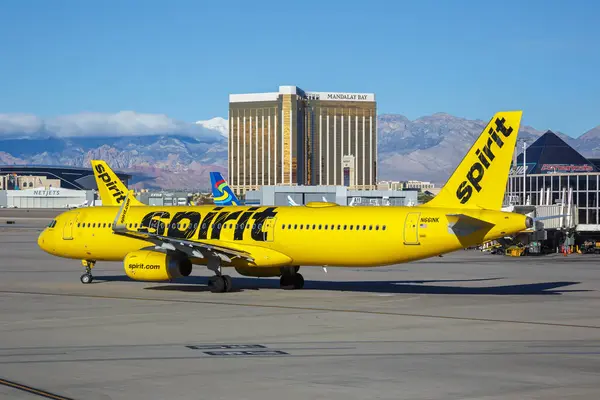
[511,130,596,174]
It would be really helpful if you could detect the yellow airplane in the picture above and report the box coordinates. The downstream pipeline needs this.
[38,111,533,293]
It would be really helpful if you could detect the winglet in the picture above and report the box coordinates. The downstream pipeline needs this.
[112,190,135,232]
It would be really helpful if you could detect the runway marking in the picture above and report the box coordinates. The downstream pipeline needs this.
[204,350,289,356]
[0,378,74,400]
[1,289,599,330]
[186,344,267,350]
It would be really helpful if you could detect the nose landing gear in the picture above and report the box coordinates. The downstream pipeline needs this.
[80,259,95,284]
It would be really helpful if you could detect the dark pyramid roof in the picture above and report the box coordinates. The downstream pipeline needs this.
[514,130,596,174]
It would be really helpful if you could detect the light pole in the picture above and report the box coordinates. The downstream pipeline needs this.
[521,140,527,205]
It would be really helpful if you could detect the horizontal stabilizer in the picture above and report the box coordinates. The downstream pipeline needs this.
[446,214,494,237]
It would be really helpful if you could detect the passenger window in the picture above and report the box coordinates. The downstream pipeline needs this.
[350,225,353,230]
[369,225,372,230]
[337,225,341,230]
[344,225,347,230]
[77,223,80,227]
[383,225,387,230]
[362,225,366,230]
[87,223,90,228]
[318,225,322,229]
[375,225,379,230]
[288,224,291,229]
[324,225,328,230]
[282,224,285,230]
[312,224,316,230]
[294,224,297,229]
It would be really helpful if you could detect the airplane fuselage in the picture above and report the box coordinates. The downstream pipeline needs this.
[38,203,528,268]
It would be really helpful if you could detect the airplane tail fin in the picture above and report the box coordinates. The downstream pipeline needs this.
[91,160,143,207]
[210,172,241,206]
[424,111,523,210]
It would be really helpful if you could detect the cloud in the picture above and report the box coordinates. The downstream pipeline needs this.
[0,111,224,140]
[0,113,44,135]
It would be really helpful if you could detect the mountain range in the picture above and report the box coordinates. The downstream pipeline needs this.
[1,113,599,190]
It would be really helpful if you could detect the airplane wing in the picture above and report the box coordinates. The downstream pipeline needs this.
[111,191,254,263]
[446,213,495,237]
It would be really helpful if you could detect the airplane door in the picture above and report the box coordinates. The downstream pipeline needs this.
[403,212,420,245]
[62,212,79,240]
[262,217,276,242]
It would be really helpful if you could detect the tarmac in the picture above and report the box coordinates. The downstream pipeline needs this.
[0,209,599,400]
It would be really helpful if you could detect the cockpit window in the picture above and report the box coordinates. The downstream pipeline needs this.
[48,220,57,228]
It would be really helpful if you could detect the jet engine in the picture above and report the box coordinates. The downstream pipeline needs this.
[124,250,192,281]
[235,266,281,277]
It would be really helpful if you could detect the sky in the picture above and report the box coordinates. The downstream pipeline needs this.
[0,0,598,137]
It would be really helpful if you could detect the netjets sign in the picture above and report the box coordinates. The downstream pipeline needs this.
[305,92,375,102]
[32,189,62,197]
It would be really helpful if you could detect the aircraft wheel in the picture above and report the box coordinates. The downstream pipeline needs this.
[209,276,226,293]
[279,274,294,289]
[80,273,93,284]
[223,275,233,292]
[293,273,304,289]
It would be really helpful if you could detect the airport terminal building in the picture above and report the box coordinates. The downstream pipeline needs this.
[505,131,600,245]
[228,85,377,194]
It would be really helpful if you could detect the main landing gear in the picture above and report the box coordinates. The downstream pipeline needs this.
[279,266,304,289]
[80,260,95,284]
[206,254,233,293]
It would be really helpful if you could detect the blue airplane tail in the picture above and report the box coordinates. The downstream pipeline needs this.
[210,172,241,206]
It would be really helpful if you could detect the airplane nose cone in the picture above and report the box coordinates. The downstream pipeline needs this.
[37,231,49,253]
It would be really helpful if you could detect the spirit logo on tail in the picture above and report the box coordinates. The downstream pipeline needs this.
[92,162,127,204]
[456,117,515,204]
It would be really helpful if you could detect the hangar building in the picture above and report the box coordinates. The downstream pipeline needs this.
[0,165,132,208]
[0,165,132,190]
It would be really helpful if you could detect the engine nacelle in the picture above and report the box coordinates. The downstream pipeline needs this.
[124,250,192,281]
[235,266,281,277]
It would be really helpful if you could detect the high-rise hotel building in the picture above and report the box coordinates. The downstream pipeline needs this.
[228,85,376,194]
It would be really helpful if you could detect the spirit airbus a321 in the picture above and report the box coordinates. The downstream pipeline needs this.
[38,111,534,293]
